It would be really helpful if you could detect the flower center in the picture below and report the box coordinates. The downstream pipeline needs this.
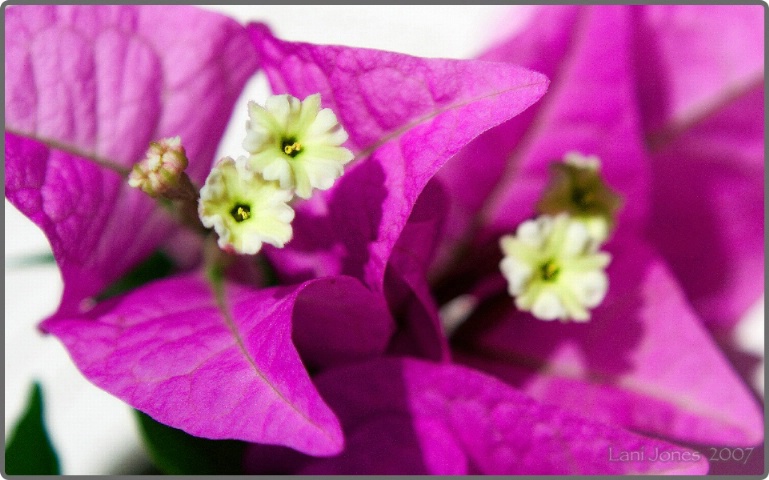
[282,139,302,157]
[230,203,252,222]
[539,260,560,282]
[571,187,594,211]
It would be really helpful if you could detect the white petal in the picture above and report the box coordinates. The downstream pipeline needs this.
[571,271,609,308]
[562,220,591,256]
[265,95,293,130]
[243,128,270,153]
[307,108,341,136]
[530,290,566,321]
[500,256,533,296]
[262,157,293,188]
[582,216,609,245]
[247,101,278,131]
[234,233,263,255]
[294,167,313,199]
[322,126,350,146]
[564,151,601,170]
[308,144,354,164]
[296,94,322,133]
[516,217,548,248]
[302,156,344,191]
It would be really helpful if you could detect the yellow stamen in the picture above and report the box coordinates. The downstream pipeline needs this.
[541,260,560,281]
[230,203,252,222]
[237,207,251,221]
[283,142,302,156]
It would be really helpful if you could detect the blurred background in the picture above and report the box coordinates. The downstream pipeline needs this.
[4,5,764,474]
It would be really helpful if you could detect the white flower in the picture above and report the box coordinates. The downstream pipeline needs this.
[198,156,294,255]
[243,93,354,199]
[499,213,611,322]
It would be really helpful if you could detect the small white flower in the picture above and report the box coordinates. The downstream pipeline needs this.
[243,93,354,199]
[499,213,611,322]
[198,156,295,255]
[128,136,189,197]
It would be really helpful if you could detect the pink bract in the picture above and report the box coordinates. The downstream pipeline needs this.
[5,5,258,318]
[430,2,763,453]
[6,4,762,474]
[247,358,710,475]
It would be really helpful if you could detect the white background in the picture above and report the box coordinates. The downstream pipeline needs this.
[4,5,764,474]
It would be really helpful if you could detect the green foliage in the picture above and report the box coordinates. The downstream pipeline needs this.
[5,252,56,269]
[134,410,247,474]
[95,250,175,301]
[5,383,61,475]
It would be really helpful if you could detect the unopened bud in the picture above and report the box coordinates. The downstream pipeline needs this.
[536,152,622,244]
[129,136,189,197]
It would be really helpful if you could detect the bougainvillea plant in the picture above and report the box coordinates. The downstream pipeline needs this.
[429,4,765,475]
[5,4,763,475]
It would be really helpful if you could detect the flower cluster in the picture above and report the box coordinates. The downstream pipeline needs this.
[198,94,354,254]
[499,153,619,322]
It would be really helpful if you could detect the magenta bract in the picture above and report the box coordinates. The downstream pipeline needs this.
[5,5,258,318]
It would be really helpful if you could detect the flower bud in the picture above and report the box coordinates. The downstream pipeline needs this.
[128,136,189,197]
[536,152,622,244]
